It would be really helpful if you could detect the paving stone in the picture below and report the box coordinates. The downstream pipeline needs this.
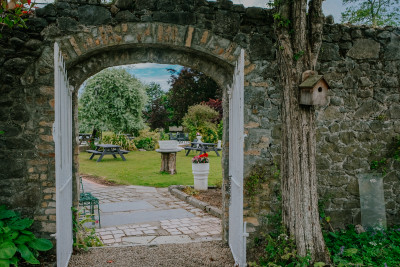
[103,239,116,244]
[101,208,195,227]
[149,235,193,245]
[122,236,156,244]
[198,232,209,236]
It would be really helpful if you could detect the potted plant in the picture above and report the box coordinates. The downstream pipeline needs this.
[192,153,209,190]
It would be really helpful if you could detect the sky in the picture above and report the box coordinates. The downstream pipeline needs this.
[76,0,344,93]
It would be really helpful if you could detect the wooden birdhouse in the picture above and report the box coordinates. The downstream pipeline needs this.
[299,74,329,106]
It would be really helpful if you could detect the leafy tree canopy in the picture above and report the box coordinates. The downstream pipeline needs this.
[78,68,147,135]
[143,82,172,130]
[342,0,400,26]
[167,67,221,125]
[182,104,219,143]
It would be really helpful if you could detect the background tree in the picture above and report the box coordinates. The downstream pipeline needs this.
[144,96,171,130]
[272,0,331,263]
[201,98,223,123]
[342,0,400,26]
[167,67,221,125]
[182,104,219,143]
[143,82,171,130]
[78,68,147,136]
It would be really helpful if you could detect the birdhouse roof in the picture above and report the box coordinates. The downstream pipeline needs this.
[299,75,329,88]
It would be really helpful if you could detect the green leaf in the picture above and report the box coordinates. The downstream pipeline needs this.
[28,238,53,251]
[329,232,338,238]
[9,256,18,267]
[4,231,18,240]
[20,230,35,237]
[344,248,358,256]
[0,210,16,220]
[9,218,33,230]
[15,234,34,245]
[0,242,17,259]
[0,259,10,267]
[314,262,326,267]
[17,244,39,264]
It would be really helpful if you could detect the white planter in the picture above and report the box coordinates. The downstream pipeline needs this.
[196,135,202,143]
[192,163,209,190]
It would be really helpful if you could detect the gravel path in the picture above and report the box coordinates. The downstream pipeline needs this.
[68,241,235,267]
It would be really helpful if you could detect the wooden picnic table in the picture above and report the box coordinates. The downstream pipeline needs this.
[184,142,221,157]
[87,144,128,162]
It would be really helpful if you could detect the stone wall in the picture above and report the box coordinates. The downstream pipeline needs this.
[316,24,400,227]
[0,0,399,251]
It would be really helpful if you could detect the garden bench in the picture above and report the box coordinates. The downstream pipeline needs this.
[86,150,102,155]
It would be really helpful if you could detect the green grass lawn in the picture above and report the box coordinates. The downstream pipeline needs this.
[79,150,222,187]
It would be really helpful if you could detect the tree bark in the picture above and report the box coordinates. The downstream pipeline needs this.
[160,152,177,174]
[274,0,330,263]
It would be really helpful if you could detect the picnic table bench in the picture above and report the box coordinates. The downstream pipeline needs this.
[184,142,221,156]
[87,144,128,162]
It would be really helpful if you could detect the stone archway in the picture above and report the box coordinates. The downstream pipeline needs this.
[57,22,247,242]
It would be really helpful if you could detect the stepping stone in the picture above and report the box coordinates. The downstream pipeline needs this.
[101,208,195,227]
[122,236,156,245]
[149,235,193,245]
[101,201,155,213]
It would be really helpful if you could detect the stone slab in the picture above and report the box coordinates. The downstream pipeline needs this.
[122,236,156,245]
[100,201,155,213]
[135,187,158,193]
[149,235,193,245]
[101,209,195,227]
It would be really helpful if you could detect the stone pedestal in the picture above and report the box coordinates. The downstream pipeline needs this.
[156,149,182,175]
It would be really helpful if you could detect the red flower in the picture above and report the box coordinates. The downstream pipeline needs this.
[27,0,31,5]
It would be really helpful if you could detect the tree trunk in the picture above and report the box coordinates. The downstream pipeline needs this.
[274,0,331,263]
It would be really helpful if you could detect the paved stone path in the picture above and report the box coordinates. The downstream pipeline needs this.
[81,179,221,247]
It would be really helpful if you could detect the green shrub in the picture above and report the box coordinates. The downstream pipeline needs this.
[133,128,160,151]
[182,104,220,143]
[0,205,53,266]
[324,225,400,266]
[217,121,223,140]
[72,208,103,251]
[249,227,311,267]
[101,133,136,151]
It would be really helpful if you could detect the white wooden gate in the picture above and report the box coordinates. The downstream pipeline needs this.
[228,49,248,266]
[53,42,73,267]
